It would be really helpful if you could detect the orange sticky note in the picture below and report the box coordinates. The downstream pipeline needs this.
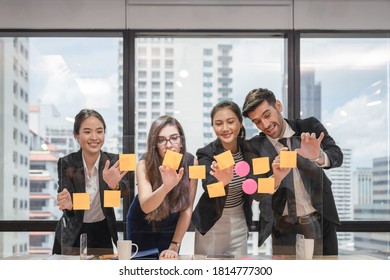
[119,154,136,171]
[258,178,275,194]
[162,149,183,170]
[214,150,235,170]
[252,157,270,175]
[207,182,226,198]
[280,150,297,168]
[104,190,121,207]
[73,193,90,210]
[189,165,206,179]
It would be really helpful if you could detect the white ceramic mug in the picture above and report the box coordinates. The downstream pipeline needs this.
[296,234,314,260]
[117,240,139,260]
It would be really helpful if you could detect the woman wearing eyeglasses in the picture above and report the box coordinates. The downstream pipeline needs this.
[126,115,198,258]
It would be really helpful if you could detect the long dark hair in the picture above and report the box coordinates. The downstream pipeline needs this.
[144,115,190,221]
[210,100,246,149]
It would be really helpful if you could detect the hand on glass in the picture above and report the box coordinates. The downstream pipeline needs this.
[102,160,128,189]
[295,132,324,160]
[159,248,178,259]
[272,148,292,188]
[57,188,73,210]
[210,161,234,186]
[159,165,184,192]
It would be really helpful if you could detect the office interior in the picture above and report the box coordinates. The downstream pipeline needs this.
[0,0,389,259]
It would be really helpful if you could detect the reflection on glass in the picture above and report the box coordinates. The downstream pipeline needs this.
[134,37,287,255]
[0,37,121,257]
[301,37,390,257]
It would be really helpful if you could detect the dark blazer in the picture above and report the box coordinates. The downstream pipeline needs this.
[247,117,343,236]
[52,149,129,254]
[191,139,256,236]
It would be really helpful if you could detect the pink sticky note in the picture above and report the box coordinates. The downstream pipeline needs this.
[242,178,257,194]
[234,161,250,177]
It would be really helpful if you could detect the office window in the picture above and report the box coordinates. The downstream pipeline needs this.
[151,71,160,79]
[152,102,160,109]
[301,35,390,255]
[203,48,213,56]
[135,36,286,256]
[151,59,160,68]
[165,60,174,69]
[138,59,147,68]
[165,71,174,79]
[138,71,147,78]
[138,47,147,56]
[165,92,174,99]
[0,35,122,248]
[138,91,147,99]
[138,112,147,119]
[165,48,174,57]
[152,47,160,56]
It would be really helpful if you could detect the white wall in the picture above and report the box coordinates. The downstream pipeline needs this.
[0,0,389,30]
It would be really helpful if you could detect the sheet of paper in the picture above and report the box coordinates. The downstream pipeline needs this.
[103,190,121,207]
[252,157,270,175]
[258,177,275,194]
[73,193,90,210]
[119,154,136,171]
[189,165,206,179]
[207,181,226,198]
[280,150,297,168]
[214,150,235,170]
[162,149,183,170]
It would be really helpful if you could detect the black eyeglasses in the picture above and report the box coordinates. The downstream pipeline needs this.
[156,134,181,147]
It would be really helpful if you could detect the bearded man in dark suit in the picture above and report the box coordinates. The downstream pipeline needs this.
[242,88,343,255]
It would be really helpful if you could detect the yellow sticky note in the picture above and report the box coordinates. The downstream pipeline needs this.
[119,154,136,171]
[252,157,270,175]
[73,193,90,210]
[280,150,297,168]
[189,165,206,179]
[207,182,226,198]
[258,178,275,194]
[214,150,235,170]
[162,149,183,170]
[104,190,121,208]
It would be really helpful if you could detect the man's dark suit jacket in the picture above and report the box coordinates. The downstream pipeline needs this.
[247,117,343,245]
[52,149,129,254]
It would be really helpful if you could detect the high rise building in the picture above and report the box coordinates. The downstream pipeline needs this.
[300,67,321,120]
[0,37,31,257]
[354,156,390,257]
[326,148,353,249]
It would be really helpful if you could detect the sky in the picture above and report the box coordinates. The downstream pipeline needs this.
[29,37,121,139]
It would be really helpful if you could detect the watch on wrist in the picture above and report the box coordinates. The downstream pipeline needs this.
[311,149,324,162]
[171,240,180,248]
